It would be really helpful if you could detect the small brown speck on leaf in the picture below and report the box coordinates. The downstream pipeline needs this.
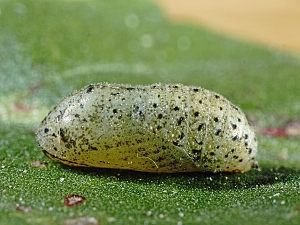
[10,103,32,112]
[15,205,32,213]
[64,194,86,207]
[31,161,47,168]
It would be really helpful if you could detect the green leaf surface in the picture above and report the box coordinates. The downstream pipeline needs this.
[0,0,299,224]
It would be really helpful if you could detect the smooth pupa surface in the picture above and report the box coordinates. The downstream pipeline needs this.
[36,83,258,173]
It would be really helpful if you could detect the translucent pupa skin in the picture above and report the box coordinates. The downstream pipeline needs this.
[36,83,258,173]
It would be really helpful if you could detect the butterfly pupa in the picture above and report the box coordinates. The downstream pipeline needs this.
[36,83,258,173]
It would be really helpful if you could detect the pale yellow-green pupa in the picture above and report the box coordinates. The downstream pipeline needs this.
[36,83,258,173]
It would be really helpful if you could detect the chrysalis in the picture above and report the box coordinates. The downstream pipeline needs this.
[36,83,258,173]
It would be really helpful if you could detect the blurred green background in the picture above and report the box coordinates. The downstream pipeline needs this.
[0,0,299,224]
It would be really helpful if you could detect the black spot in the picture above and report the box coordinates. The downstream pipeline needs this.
[136,139,142,144]
[252,163,259,169]
[215,95,220,99]
[173,85,178,88]
[174,106,180,111]
[44,128,49,133]
[219,107,223,110]
[231,123,237,129]
[244,142,248,147]
[194,112,199,117]
[111,92,120,96]
[86,85,94,93]
[74,114,80,118]
[193,155,201,161]
[153,103,157,108]
[209,152,215,156]
[238,118,241,122]
[126,87,135,90]
[133,106,139,113]
[216,145,220,149]
[232,135,238,141]
[233,155,239,159]
[248,148,252,154]
[198,124,203,131]
[157,125,162,130]
[193,88,199,92]
[158,114,163,119]
[162,145,167,150]
[239,159,243,162]
[151,85,157,89]
[113,109,117,114]
[214,117,219,122]
[173,141,180,146]
[192,149,201,154]
[90,146,98,150]
[53,147,57,151]
[216,165,220,168]
[225,154,228,158]
[115,142,122,147]
[215,129,221,136]
[199,100,202,104]
[59,128,68,143]
[232,105,239,111]
[194,139,204,146]
[245,134,249,139]
[65,142,73,149]
[157,156,164,162]
[138,147,146,152]
[177,117,184,125]
[179,133,185,139]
